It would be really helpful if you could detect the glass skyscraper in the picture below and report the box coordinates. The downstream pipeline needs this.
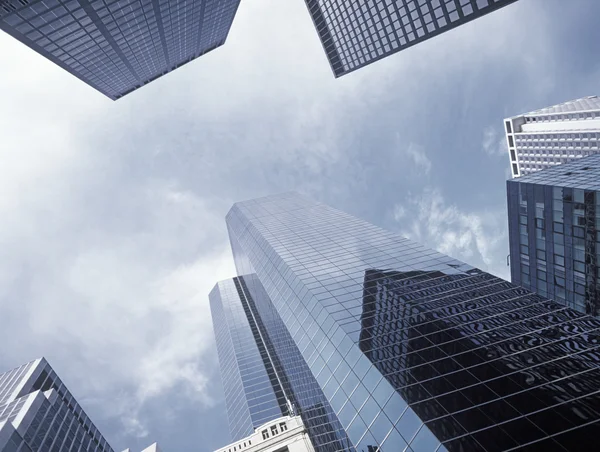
[507,153,600,316]
[0,357,113,451]
[0,0,241,100]
[504,96,600,177]
[303,0,518,77]
[211,192,600,451]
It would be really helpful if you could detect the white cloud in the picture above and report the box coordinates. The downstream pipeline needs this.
[405,142,432,175]
[393,188,509,280]
[0,0,597,449]
[482,126,508,157]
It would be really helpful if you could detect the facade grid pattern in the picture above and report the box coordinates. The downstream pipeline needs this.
[210,278,286,441]
[507,153,600,317]
[216,192,600,451]
[304,0,518,77]
[0,0,240,99]
[0,358,114,452]
[505,96,600,177]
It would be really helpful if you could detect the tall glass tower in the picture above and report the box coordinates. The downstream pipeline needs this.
[0,0,241,100]
[0,357,113,451]
[507,153,600,316]
[505,96,600,177]
[303,0,518,77]
[211,192,600,451]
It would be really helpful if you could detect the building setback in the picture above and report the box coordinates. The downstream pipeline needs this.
[504,96,600,177]
[0,358,113,451]
[0,0,241,100]
[507,153,600,316]
[211,191,600,452]
[303,0,518,77]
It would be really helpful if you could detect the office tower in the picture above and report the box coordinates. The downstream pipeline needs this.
[505,96,600,177]
[210,276,351,449]
[507,153,600,316]
[304,0,518,77]
[0,357,113,451]
[211,192,600,452]
[214,416,315,452]
[0,0,241,100]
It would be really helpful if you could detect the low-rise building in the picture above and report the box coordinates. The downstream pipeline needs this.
[214,416,314,452]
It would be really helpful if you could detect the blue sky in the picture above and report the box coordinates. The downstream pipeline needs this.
[1,0,600,450]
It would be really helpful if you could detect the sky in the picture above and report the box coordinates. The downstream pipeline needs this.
[1,0,600,450]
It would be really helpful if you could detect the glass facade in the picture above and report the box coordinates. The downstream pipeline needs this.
[209,278,286,441]
[213,192,600,451]
[505,96,600,177]
[304,0,518,77]
[508,153,600,316]
[0,358,114,451]
[0,0,241,100]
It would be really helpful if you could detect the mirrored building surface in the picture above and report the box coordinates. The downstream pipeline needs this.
[0,358,113,452]
[303,0,518,77]
[212,192,600,451]
[505,96,600,177]
[507,153,600,316]
[0,0,240,99]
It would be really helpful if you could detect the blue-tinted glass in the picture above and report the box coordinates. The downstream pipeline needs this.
[508,153,600,316]
[0,0,241,99]
[214,192,600,452]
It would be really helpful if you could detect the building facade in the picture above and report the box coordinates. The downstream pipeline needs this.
[214,416,315,452]
[507,153,600,316]
[505,96,600,177]
[121,443,162,452]
[303,0,518,77]
[212,192,600,452]
[0,0,241,100]
[0,358,113,452]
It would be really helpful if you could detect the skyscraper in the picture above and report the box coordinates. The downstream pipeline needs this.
[0,0,241,100]
[504,96,600,177]
[507,153,600,316]
[303,0,518,77]
[211,192,600,452]
[0,357,113,451]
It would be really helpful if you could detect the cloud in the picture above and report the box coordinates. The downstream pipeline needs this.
[2,0,600,450]
[404,142,432,175]
[482,126,509,157]
[393,188,509,280]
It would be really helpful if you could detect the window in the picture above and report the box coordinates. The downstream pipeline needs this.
[279,422,288,432]
[271,425,279,436]
[506,121,512,134]
[574,261,586,273]
[508,135,514,147]
[262,430,269,440]
[573,226,585,239]
[554,255,565,267]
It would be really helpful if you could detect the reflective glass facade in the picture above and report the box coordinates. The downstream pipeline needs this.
[210,278,286,441]
[304,0,518,77]
[508,153,600,316]
[213,192,600,451]
[0,358,114,451]
[505,96,600,177]
[0,0,240,99]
